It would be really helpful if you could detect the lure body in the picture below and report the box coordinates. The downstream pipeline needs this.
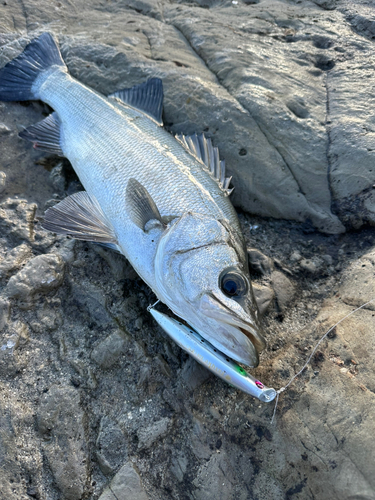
[150,308,276,402]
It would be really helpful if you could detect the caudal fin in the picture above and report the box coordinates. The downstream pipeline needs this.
[0,33,66,102]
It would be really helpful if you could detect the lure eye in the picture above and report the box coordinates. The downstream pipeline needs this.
[220,269,248,298]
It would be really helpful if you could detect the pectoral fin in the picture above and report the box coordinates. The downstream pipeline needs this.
[126,178,164,231]
[42,192,118,243]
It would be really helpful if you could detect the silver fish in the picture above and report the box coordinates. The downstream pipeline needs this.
[0,33,266,368]
[149,307,276,402]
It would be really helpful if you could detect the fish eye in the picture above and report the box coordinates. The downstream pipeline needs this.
[219,268,248,298]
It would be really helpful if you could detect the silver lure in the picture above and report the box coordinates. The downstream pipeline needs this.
[149,307,276,403]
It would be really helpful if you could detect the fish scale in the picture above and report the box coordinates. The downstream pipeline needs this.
[37,70,238,233]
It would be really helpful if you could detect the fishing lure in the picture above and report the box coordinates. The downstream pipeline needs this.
[149,305,276,403]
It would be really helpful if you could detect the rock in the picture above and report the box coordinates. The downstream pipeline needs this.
[252,283,275,315]
[91,331,128,369]
[338,248,375,310]
[49,162,66,195]
[0,243,32,280]
[96,417,128,475]
[180,356,211,390]
[289,250,302,263]
[0,123,11,135]
[137,417,171,449]
[99,462,149,500]
[248,248,274,275]
[271,270,296,311]
[37,385,89,500]
[0,199,37,243]
[0,171,6,193]
[300,256,325,274]
[0,298,10,330]
[6,253,65,303]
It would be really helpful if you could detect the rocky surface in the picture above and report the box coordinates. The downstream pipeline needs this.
[0,0,375,499]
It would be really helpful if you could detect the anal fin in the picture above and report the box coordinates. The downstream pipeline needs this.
[42,192,118,244]
[19,112,64,156]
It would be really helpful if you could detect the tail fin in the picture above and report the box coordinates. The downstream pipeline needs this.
[0,33,66,102]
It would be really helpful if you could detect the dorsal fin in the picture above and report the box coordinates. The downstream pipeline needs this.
[175,132,233,196]
[42,192,117,243]
[19,112,63,156]
[108,78,163,126]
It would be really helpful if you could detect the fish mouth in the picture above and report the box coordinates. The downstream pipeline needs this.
[199,293,266,367]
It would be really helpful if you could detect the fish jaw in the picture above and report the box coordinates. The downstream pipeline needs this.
[194,293,266,367]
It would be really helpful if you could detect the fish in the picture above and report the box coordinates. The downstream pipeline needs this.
[0,32,267,369]
[149,307,276,402]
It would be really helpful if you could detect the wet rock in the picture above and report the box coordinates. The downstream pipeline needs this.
[37,385,89,500]
[6,253,65,303]
[96,417,128,475]
[253,283,275,315]
[91,331,128,369]
[99,462,149,500]
[137,417,171,449]
[271,270,296,312]
[0,243,32,280]
[248,248,274,275]
[0,170,6,193]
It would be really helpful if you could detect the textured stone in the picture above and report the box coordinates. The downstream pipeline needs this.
[180,356,211,390]
[0,243,32,280]
[37,385,89,500]
[271,270,296,312]
[0,298,10,330]
[137,417,171,449]
[96,417,128,475]
[6,253,65,301]
[248,248,274,275]
[91,331,128,369]
[0,170,6,194]
[253,283,275,315]
[99,462,149,500]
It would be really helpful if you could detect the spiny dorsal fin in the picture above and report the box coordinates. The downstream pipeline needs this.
[108,78,163,126]
[42,192,117,243]
[126,178,163,231]
[19,112,63,156]
[175,132,233,196]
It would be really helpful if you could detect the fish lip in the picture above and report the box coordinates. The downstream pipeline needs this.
[200,293,266,353]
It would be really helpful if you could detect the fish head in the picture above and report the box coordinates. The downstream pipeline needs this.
[154,213,266,367]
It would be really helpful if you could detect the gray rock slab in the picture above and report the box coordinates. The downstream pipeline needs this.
[99,462,149,500]
[0,0,373,232]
